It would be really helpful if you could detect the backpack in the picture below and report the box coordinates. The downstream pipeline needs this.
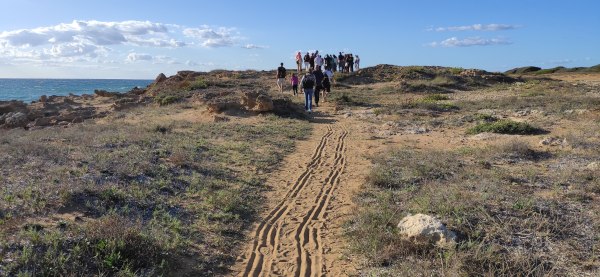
[322,75,330,86]
[302,74,315,88]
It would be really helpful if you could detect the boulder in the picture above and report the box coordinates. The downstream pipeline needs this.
[241,91,260,109]
[154,73,167,83]
[397,213,456,248]
[94,90,120,97]
[254,94,274,112]
[539,137,568,147]
[2,112,29,128]
[241,91,274,112]
[586,162,600,171]
[0,100,27,115]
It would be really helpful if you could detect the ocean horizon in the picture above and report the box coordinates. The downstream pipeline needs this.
[0,78,153,102]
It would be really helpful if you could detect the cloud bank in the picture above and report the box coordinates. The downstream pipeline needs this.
[0,20,254,65]
[430,24,520,32]
[429,37,512,47]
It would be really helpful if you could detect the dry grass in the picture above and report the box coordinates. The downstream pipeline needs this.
[0,105,311,276]
[346,75,600,276]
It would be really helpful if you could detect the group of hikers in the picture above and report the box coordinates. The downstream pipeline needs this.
[276,50,360,113]
[297,51,359,73]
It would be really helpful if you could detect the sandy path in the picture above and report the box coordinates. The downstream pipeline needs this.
[231,103,367,276]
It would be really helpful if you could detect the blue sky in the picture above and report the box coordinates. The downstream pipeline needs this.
[0,0,598,79]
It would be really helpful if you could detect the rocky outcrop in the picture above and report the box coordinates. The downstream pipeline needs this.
[154,73,167,83]
[94,90,121,97]
[1,112,29,128]
[397,213,457,248]
[0,100,27,114]
[241,91,273,112]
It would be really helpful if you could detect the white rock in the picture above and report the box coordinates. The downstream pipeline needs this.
[587,162,600,170]
[397,213,456,248]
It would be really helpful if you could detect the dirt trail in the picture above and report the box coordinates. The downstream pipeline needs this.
[232,102,368,276]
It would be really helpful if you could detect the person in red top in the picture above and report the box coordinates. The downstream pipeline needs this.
[290,73,299,96]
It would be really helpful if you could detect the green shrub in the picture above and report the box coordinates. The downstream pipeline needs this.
[467,120,543,135]
[422,94,450,102]
[155,95,179,106]
[188,78,208,90]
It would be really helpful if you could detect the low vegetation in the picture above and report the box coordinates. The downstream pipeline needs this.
[0,105,311,276]
[348,145,599,276]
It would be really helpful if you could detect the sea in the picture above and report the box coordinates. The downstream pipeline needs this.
[0,79,153,102]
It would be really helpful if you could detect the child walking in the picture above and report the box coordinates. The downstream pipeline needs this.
[290,73,299,96]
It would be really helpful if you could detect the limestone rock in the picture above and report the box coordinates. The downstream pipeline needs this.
[397,213,456,248]
[241,91,274,112]
[254,94,274,112]
[154,73,167,83]
[94,90,120,97]
[2,112,29,128]
[586,162,600,170]
[0,100,27,115]
[539,137,568,147]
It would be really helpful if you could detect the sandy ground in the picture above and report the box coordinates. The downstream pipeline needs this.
[230,99,377,276]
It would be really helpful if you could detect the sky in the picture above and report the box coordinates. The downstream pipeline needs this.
[0,0,598,79]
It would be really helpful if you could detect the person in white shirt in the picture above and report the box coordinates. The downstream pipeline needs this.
[314,55,323,71]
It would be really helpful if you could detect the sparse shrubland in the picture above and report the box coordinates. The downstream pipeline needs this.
[0,104,311,276]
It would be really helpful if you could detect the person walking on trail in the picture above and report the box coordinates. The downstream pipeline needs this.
[301,70,316,113]
[331,54,337,72]
[324,67,334,86]
[303,52,311,72]
[290,73,299,96]
[321,70,331,102]
[313,67,325,107]
[348,54,355,73]
[354,55,360,71]
[276,63,287,92]
[295,51,302,73]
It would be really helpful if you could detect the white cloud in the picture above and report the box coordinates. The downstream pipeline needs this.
[429,37,512,47]
[431,24,520,32]
[126,52,153,62]
[242,44,267,49]
[183,26,238,48]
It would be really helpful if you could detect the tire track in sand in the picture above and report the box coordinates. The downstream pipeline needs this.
[238,125,348,277]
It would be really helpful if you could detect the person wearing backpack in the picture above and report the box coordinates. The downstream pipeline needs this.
[300,70,316,113]
[338,52,345,72]
[276,62,286,93]
[313,67,325,107]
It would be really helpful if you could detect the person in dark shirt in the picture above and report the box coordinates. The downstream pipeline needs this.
[313,67,325,107]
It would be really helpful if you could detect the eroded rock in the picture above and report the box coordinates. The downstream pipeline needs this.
[397,213,457,248]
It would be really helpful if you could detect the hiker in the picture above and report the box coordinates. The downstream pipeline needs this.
[303,52,311,72]
[338,52,345,72]
[295,51,302,73]
[324,54,331,71]
[330,54,337,72]
[313,67,325,107]
[321,69,331,102]
[355,55,360,71]
[309,53,315,71]
[348,54,354,73]
[324,67,334,85]
[276,62,286,92]
[301,70,316,113]
[290,73,299,96]
[315,54,323,71]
